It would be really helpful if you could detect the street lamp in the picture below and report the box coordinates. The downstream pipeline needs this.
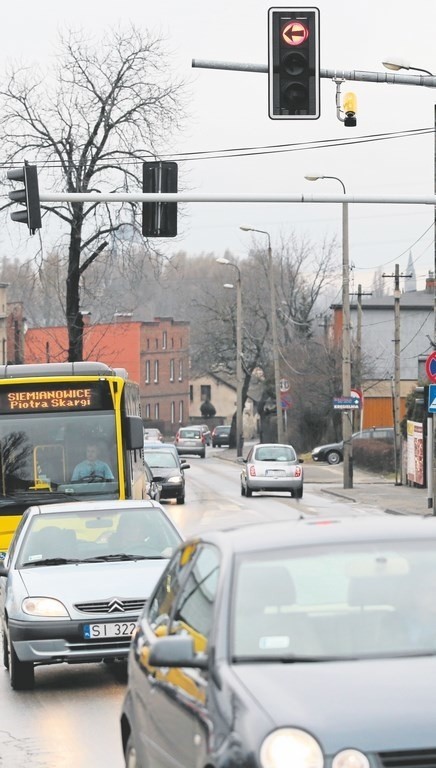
[216,257,243,456]
[239,226,284,444]
[382,59,433,76]
[304,174,353,489]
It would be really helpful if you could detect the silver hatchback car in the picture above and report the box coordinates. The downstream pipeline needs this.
[0,499,183,690]
[239,443,304,498]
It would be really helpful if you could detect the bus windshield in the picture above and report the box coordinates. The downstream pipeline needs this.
[0,410,119,501]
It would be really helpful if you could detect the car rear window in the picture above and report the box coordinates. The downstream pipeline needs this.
[254,446,297,462]
[180,429,201,438]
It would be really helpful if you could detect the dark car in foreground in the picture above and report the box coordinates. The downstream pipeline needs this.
[142,447,190,504]
[312,427,395,465]
[121,515,436,768]
[211,424,231,447]
[0,500,183,690]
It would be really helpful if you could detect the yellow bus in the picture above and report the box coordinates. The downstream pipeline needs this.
[0,361,146,554]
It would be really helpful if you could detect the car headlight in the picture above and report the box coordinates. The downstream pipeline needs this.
[312,447,321,454]
[332,750,370,768]
[167,475,183,484]
[22,597,69,617]
[260,728,323,768]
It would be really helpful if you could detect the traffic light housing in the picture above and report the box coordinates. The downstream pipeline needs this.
[268,7,320,119]
[7,162,42,235]
[142,161,178,238]
[343,91,357,127]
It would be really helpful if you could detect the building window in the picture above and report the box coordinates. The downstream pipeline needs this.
[201,385,211,401]
[170,401,175,423]
[145,404,151,419]
[146,338,150,350]
[170,359,175,382]
[179,401,184,423]
[145,360,150,384]
[162,331,167,350]
[154,403,159,419]
[154,360,159,383]
[155,338,158,349]
[171,337,174,348]
[180,337,183,348]
[178,360,183,381]
[190,385,193,402]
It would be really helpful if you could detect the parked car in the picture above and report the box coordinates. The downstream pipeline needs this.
[211,424,231,447]
[143,428,163,443]
[239,442,304,498]
[121,515,436,768]
[175,426,206,459]
[197,424,212,446]
[0,499,183,690]
[142,447,190,504]
[312,427,395,465]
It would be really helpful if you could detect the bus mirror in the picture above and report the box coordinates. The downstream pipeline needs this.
[125,416,144,450]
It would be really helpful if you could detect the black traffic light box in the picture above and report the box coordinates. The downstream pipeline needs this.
[142,161,178,238]
[268,7,320,119]
[7,162,42,235]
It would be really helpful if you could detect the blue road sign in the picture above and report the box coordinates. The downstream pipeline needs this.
[333,396,360,410]
[428,384,436,412]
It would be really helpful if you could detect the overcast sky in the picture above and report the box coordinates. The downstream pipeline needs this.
[1,0,435,306]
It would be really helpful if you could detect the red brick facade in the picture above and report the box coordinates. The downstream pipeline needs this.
[24,316,190,435]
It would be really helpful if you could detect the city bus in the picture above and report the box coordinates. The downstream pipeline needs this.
[0,361,145,553]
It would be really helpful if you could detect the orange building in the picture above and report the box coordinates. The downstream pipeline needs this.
[25,315,190,436]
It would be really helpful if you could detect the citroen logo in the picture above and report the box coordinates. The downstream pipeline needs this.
[108,599,124,613]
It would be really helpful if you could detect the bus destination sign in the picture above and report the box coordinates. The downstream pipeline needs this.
[0,381,113,413]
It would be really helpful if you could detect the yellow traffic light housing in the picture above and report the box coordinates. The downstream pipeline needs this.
[343,92,357,127]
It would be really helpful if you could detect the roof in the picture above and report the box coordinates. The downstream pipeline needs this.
[27,500,162,515]
[190,515,436,554]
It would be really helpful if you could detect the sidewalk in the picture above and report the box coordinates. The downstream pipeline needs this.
[218,446,434,517]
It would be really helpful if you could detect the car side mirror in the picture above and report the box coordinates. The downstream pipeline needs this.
[180,462,190,470]
[0,564,8,577]
[149,635,208,669]
[298,458,305,463]
[237,457,245,464]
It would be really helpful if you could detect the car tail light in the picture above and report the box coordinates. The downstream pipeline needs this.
[201,435,206,444]
[249,465,256,477]
[175,433,180,443]
[295,466,302,477]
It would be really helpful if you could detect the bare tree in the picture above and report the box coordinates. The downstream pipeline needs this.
[0,25,185,360]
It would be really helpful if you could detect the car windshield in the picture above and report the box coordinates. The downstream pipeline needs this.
[254,446,297,462]
[15,507,181,568]
[231,540,436,661]
[143,452,179,469]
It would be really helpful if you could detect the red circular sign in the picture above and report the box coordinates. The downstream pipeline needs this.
[281,21,309,46]
[426,351,436,382]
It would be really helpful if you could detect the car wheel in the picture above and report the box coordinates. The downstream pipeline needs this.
[327,450,342,465]
[9,641,35,690]
[125,733,140,768]
[176,495,185,505]
[201,451,206,459]
[295,487,303,499]
[241,483,246,496]
[246,486,253,498]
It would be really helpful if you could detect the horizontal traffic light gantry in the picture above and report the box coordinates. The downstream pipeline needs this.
[268,7,320,120]
[7,162,42,235]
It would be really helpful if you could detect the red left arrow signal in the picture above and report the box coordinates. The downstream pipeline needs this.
[281,21,309,46]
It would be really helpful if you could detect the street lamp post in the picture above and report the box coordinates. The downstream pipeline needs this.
[240,226,285,444]
[216,258,243,456]
[305,174,353,489]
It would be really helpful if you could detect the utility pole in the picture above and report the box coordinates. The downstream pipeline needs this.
[382,265,412,485]
[350,285,372,431]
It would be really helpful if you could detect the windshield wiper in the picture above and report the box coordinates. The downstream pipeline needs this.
[22,557,81,568]
[232,654,338,663]
[81,553,164,562]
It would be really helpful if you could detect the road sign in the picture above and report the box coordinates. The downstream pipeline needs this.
[281,395,292,409]
[428,384,436,412]
[426,351,436,383]
[280,378,290,392]
[333,396,360,410]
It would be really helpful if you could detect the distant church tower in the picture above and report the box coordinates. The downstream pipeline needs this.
[405,251,417,292]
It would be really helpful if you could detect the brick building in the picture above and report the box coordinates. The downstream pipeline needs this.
[24,315,190,436]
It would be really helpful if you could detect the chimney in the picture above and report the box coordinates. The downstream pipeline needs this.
[81,311,92,326]
[426,271,436,293]
[113,312,133,323]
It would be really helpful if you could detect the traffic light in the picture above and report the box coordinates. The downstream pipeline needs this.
[7,162,42,235]
[142,161,177,238]
[268,7,320,119]
[343,92,357,127]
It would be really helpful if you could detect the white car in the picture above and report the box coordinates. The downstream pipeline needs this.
[239,443,304,498]
[0,499,183,690]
